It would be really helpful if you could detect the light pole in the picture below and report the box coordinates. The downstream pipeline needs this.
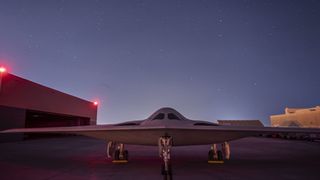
[0,66,7,93]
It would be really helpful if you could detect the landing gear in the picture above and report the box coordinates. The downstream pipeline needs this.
[208,142,230,163]
[106,141,116,158]
[159,136,173,179]
[107,141,128,163]
[222,141,230,160]
[114,149,128,160]
[208,150,223,161]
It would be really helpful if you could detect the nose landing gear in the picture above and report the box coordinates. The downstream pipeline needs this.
[159,136,173,180]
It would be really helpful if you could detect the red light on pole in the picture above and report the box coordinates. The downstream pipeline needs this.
[93,101,98,106]
[0,66,6,73]
[0,66,6,92]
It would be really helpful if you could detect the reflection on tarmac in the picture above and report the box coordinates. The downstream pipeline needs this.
[0,136,320,180]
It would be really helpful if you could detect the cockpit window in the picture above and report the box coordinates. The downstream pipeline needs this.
[168,113,181,120]
[153,113,165,120]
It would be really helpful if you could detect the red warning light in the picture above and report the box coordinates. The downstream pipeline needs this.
[93,101,98,106]
[0,66,6,73]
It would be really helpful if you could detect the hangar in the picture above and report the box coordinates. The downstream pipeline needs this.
[0,68,97,141]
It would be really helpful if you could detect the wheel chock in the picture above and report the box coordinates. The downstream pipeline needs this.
[208,160,224,164]
[112,160,128,163]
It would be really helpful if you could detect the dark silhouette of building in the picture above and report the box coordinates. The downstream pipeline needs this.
[217,120,264,127]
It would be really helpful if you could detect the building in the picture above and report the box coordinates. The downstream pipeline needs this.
[217,120,264,127]
[0,70,97,141]
[270,106,320,128]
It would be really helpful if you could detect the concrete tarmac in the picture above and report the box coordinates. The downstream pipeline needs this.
[0,136,319,180]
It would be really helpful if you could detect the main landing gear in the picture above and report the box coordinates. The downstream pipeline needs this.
[107,141,128,163]
[208,142,230,163]
[159,136,173,180]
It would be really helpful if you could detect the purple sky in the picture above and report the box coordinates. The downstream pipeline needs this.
[1,0,320,125]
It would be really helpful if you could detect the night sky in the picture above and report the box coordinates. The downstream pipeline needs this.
[1,0,320,125]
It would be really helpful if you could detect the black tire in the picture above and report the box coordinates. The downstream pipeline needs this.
[166,173,173,180]
[114,150,120,160]
[163,174,168,180]
[161,163,172,176]
[168,163,172,175]
[208,150,213,160]
[124,150,129,160]
[161,164,166,175]
[217,150,223,161]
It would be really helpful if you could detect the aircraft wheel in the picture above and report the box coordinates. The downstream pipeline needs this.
[161,164,172,175]
[114,150,120,160]
[208,150,213,160]
[162,168,172,180]
[161,164,166,175]
[163,173,172,180]
[168,163,172,175]
[124,150,129,160]
[217,150,223,161]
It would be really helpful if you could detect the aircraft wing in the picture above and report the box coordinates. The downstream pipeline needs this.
[1,125,320,146]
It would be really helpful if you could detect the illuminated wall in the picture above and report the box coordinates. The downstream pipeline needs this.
[270,106,320,128]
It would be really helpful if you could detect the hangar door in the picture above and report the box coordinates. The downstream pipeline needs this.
[25,110,90,128]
